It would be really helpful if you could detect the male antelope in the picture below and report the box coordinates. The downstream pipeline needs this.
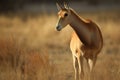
[56,3,103,80]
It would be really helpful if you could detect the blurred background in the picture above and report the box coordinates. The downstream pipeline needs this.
[0,0,120,13]
[0,0,120,80]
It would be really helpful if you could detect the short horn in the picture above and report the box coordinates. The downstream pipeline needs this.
[56,3,62,10]
[64,2,69,9]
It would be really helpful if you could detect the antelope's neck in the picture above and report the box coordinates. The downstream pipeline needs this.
[69,10,91,46]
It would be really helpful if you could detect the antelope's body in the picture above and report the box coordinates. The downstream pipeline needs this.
[56,3,103,80]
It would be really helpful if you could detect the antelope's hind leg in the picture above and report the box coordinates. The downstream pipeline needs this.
[86,56,97,80]
[88,56,97,72]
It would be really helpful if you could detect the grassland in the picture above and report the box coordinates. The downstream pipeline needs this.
[0,10,120,80]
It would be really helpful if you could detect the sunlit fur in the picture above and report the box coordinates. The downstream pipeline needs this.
[56,4,103,80]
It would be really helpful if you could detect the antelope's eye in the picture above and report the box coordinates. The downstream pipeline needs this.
[64,13,68,17]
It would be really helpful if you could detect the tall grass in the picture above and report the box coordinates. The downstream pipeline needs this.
[0,37,56,80]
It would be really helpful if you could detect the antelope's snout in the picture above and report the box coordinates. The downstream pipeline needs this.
[56,25,62,31]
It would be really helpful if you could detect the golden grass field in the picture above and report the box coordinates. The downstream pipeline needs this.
[0,10,120,80]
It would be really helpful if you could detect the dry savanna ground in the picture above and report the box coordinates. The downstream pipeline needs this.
[0,10,120,80]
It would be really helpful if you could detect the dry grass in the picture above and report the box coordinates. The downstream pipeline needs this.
[0,10,120,80]
[0,37,57,80]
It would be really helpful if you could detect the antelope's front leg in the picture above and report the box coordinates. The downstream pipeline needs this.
[73,55,79,80]
[77,55,84,80]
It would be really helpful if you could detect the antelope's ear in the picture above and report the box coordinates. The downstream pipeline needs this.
[64,2,69,9]
[56,3,62,11]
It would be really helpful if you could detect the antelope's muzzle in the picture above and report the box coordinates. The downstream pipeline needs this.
[56,25,62,31]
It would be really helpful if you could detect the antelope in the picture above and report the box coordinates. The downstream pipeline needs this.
[55,3,103,80]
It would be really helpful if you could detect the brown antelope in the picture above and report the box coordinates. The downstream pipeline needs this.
[56,3,103,80]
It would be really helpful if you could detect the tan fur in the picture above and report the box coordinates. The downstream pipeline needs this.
[56,4,103,80]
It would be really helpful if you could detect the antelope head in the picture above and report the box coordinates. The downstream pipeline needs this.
[56,3,71,31]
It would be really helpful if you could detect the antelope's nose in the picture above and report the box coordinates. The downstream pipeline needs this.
[56,25,61,31]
